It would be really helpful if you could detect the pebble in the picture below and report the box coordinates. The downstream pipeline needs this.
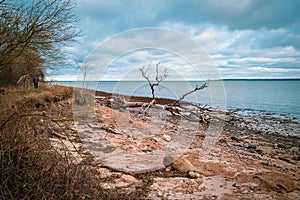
[165,166,172,172]
[247,144,257,149]
[188,171,196,178]
[162,134,172,142]
[112,128,122,134]
[195,172,201,178]
[261,160,269,166]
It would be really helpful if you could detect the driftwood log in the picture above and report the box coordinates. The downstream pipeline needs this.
[95,95,211,123]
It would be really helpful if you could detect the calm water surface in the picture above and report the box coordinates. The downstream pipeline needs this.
[53,80,300,122]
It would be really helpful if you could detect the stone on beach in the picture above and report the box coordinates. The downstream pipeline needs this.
[162,134,171,142]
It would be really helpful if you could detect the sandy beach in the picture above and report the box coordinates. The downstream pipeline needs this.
[65,88,300,199]
[1,85,299,199]
[2,0,300,198]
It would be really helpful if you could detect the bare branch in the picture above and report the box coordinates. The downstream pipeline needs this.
[139,65,150,82]
[174,82,208,104]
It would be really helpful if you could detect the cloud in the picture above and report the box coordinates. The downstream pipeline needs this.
[76,0,300,40]
[47,0,300,80]
[163,23,300,69]
[75,28,219,81]
[250,66,300,73]
[157,0,300,30]
[45,75,78,82]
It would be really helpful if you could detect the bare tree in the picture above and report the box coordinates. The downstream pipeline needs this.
[139,62,168,100]
[0,0,81,86]
[79,63,95,88]
[137,62,210,121]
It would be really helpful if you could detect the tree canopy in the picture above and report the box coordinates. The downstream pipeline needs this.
[0,0,81,86]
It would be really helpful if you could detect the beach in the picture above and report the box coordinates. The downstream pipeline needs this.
[2,0,300,199]
[62,87,300,198]
[1,84,299,199]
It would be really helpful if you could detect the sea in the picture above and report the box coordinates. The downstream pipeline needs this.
[51,79,300,126]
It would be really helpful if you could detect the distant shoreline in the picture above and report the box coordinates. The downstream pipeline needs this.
[47,78,300,82]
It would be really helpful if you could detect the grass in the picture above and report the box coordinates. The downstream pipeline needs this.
[0,83,150,199]
[1,116,99,199]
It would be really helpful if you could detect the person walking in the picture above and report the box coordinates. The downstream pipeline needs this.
[32,77,39,88]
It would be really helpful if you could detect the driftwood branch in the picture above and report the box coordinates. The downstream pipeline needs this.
[143,99,156,115]
[174,82,208,105]
[95,96,211,123]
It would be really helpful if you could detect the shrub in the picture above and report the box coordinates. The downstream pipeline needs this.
[0,115,103,199]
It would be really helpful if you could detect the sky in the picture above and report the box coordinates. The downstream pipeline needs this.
[47,0,300,81]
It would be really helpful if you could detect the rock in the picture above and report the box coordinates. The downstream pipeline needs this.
[247,144,257,149]
[261,159,269,166]
[255,149,264,155]
[163,155,197,177]
[112,128,122,134]
[170,156,196,173]
[231,136,240,142]
[163,155,174,167]
[162,134,171,142]
[165,166,172,172]
[195,172,201,178]
[188,171,196,178]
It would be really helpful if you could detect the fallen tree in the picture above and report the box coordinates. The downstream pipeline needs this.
[139,62,210,122]
[94,62,211,123]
